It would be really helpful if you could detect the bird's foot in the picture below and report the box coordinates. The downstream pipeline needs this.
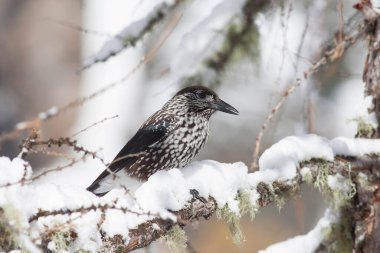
[190,189,207,203]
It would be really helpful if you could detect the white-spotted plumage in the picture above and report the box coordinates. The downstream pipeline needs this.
[87,86,238,196]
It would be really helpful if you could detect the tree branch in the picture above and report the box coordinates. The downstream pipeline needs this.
[352,1,380,252]
[81,1,183,70]
[250,13,367,171]
[181,0,269,88]
[114,155,380,252]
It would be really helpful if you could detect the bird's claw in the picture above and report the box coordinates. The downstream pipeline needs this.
[190,189,207,203]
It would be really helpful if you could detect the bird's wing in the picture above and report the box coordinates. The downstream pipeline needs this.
[86,118,175,195]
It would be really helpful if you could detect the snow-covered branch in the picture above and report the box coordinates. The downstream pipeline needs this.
[123,137,380,253]
[1,135,380,252]
[250,11,367,170]
[1,2,380,252]
[82,1,182,70]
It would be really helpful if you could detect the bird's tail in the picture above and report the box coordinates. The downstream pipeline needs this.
[87,167,141,196]
[86,181,109,197]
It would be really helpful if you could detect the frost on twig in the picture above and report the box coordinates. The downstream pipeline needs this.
[1,135,380,252]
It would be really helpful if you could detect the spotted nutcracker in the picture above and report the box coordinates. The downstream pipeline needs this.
[87,86,239,196]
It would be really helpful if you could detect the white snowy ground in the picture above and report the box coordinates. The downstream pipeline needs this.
[1,135,380,252]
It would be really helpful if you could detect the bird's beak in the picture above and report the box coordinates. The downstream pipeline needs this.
[214,98,239,115]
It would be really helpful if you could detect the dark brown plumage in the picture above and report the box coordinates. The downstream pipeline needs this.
[87,86,238,196]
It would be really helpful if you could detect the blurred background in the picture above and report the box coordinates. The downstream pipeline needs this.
[0,0,369,252]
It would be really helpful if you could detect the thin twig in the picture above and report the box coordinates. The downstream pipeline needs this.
[31,154,87,181]
[28,148,75,161]
[42,17,117,39]
[294,10,310,74]
[29,203,157,223]
[72,115,119,137]
[0,11,182,147]
[250,17,366,171]
[28,137,106,164]
[275,0,293,85]
[251,78,301,171]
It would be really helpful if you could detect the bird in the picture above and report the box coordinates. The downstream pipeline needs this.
[86,86,239,196]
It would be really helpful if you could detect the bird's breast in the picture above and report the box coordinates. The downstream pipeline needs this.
[166,116,209,166]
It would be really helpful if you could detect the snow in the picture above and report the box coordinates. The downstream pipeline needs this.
[1,134,379,251]
[300,167,313,183]
[83,2,171,68]
[330,137,380,156]
[182,160,249,213]
[47,241,56,251]
[327,174,351,192]
[300,167,311,179]
[102,209,131,238]
[259,209,337,253]
[134,168,191,217]
[250,135,334,186]
[372,0,380,13]
[0,157,31,185]
[0,157,249,251]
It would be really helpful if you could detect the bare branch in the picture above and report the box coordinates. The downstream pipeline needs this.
[351,1,380,251]
[43,17,115,39]
[29,203,155,223]
[72,115,119,137]
[25,137,106,164]
[250,13,367,171]
[0,11,182,145]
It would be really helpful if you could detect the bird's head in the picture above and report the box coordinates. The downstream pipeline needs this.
[173,86,239,116]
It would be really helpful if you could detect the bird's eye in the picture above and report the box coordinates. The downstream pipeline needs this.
[197,92,206,99]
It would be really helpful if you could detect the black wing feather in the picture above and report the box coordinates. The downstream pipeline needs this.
[86,120,172,194]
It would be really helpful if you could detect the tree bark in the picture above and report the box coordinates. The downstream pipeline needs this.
[353,1,380,252]
[113,156,380,252]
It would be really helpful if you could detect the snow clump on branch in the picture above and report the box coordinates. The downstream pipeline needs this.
[1,134,380,251]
